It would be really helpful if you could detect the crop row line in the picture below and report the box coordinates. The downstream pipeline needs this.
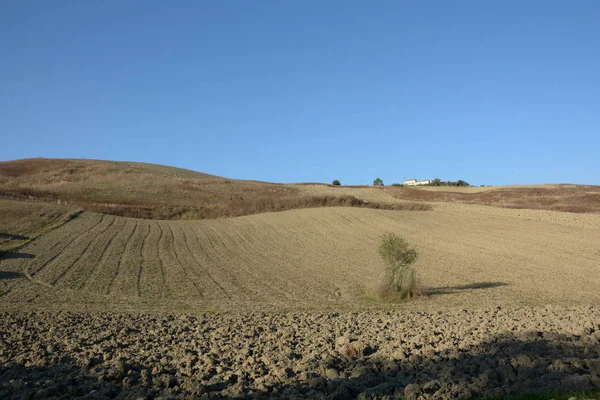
[182,225,231,300]
[106,220,138,295]
[51,216,116,286]
[23,214,106,287]
[168,224,203,298]
[136,221,152,297]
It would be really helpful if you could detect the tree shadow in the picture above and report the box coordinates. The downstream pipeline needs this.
[0,271,23,280]
[0,251,35,261]
[0,233,29,241]
[427,281,509,296]
[0,321,598,399]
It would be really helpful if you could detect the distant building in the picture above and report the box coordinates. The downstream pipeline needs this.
[404,178,431,186]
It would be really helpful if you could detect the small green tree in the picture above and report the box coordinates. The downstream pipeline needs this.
[378,233,418,299]
[332,179,341,186]
[373,178,384,186]
[457,180,469,187]
[431,178,441,186]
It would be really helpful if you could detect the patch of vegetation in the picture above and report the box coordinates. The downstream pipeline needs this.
[84,195,432,220]
[377,233,419,300]
[332,179,341,186]
[427,177,470,186]
[373,178,384,186]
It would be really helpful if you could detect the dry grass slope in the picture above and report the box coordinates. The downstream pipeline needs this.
[0,158,430,219]
[3,158,596,217]
[293,182,600,214]
[384,185,600,213]
[295,183,600,214]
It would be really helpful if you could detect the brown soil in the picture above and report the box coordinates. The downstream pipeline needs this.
[1,307,599,399]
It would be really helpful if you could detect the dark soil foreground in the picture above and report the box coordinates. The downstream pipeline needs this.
[1,306,600,399]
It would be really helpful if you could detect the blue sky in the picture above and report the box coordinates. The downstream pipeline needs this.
[1,1,598,185]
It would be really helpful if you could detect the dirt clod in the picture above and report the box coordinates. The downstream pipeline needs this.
[0,307,599,398]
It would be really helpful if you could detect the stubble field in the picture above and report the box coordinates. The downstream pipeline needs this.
[2,202,599,314]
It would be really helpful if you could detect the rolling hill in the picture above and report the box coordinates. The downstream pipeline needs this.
[1,158,600,313]
[0,158,427,220]
[2,158,600,400]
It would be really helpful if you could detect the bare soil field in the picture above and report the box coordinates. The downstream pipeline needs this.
[1,307,600,399]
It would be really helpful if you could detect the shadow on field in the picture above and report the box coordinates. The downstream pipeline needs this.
[0,271,23,280]
[0,251,34,261]
[272,336,600,399]
[0,233,29,241]
[275,333,600,400]
[427,281,509,296]
[0,328,598,399]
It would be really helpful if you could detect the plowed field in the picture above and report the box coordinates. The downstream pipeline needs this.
[2,204,599,313]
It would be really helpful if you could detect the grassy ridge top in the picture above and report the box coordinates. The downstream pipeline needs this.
[0,158,305,219]
[0,158,222,181]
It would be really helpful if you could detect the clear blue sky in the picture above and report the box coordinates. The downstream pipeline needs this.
[1,1,599,185]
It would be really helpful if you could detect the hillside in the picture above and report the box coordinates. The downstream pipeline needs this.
[3,158,599,219]
[2,161,600,399]
[0,158,290,219]
[2,158,599,311]
[0,158,427,219]
[296,183,600,213]
[2,201,599,313]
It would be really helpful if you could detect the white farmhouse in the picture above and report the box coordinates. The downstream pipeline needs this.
[404,178,431,186]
